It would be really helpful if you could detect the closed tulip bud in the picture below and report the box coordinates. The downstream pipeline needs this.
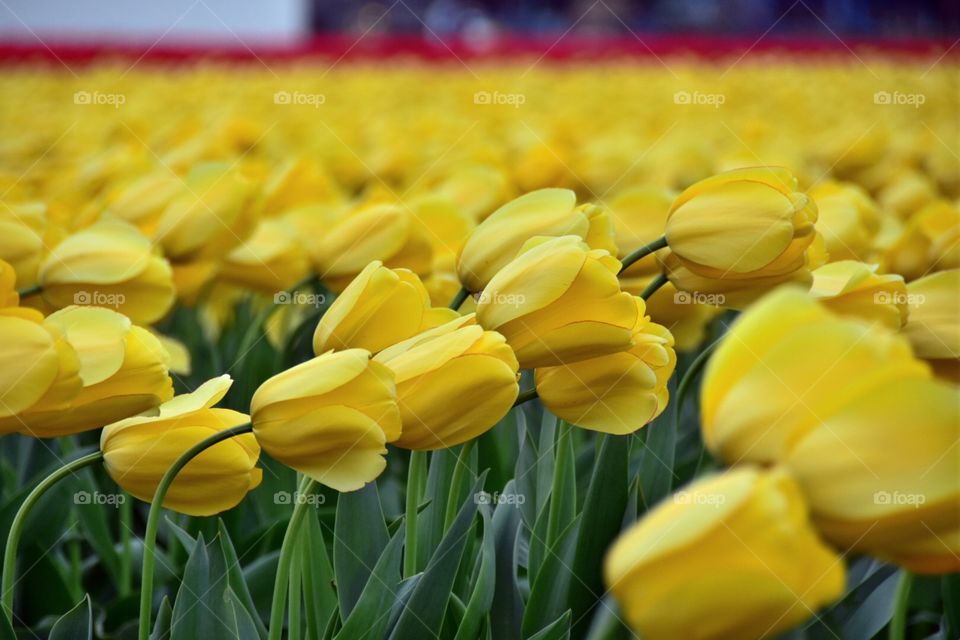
[878,170,936,219]
[313,261,458,355]
[1,307,173,437]
[104,171,183,233]
[784,378,959,569]
[374,318,519,449]
[881,200,960,280]
[605,467,845,640]
[809,261,908,330]
[702,289,930,466]
[314,204,433,292]
[38,219,176,324]
[808,181,879,261]
[101,375,261,516]
[220,218,311,293]
[535,299,676,434]
[658,167,821,305]
[606,186,674,277]
[900,270,959,381]
[456,189,616,292]
[252,349,401,491]
[476,235,638,368]
[0,202,47,289]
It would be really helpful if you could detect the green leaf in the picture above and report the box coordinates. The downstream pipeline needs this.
[226,588,264,640]
[389,473,486,640]
[568,434,630,639]
[151,596,173,640]
[841,569,899,640]
[528,610,572,640]
[73,468,122,587]
[335,529,404,640]
[302,510,337,640]
[944,574,960,638]
[164,516,197,555]
[417,449,458,567]
[0,607,16,640]
[334,482,389,619]
[637,406,677,509]
[453,505,496,640]
[171,534,239,640]
[490,480,524,640]
[48,595,92,640]
[522,519,580,639]
[547,422,577,549]
[217,519,267,639]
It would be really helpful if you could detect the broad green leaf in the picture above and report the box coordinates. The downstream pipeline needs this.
[637,403,676,509]
[164,516,197,555]
[417,449,458,568]
[490,480,524,640]
[171,534,239,640]
[48,595,92,640]
[453,505,496,640]
[335,529,404,640]
[302,510,337,640]
[522,519,580,638]
[73,468,122,587]
[243,551,280,622]
[841,570,899,640]
[334,482,389,619]
[226,588,264,640]
[547,422,576,549]
[217,519,267,639]
[150,596,173,640]
[528,610,572,640]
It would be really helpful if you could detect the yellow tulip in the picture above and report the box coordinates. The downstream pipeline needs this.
[807,181,879,261]
[251,349,401,491]
[1,306,173,437]
[606,185,674,277]
[456,189,616,292]
[888,524,960,575]
[313,204,433,292]
[701,288,930,466]
[374,318,519,449]
[809,261,908,330]
[432,163,511,221]
[658,167,822,306]
[605,467,844,640]
[38,218,176,324]
[784,378,959,568]
[312,261,458,355]
[881,200,960,280]
[255,158,343,217]
[476,235,637,368]
[101,375,261,516]
[900,270,959,381]
[0,202,48,289]
[535,299,676,434]
[220,218,311,293]
[407,195,475,262]
[620,276,719,352]
[104,171,184,234]
[878,170,936,219]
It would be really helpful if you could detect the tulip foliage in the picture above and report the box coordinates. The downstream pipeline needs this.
[0,52,958,640]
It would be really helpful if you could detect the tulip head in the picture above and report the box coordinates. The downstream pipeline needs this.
[101,375,261,516]
[456,189,616,292]
[535,299,676,434]
[476,236,637,368]
[900,270,960,381]
[606,185,674,276]
[807,181,879,262]
[809,261,908,330]
[0,202,48,289]
[39,218,176,324]
[252,349,401,491]
[375,317,519,449]
[220,218,311,293]
[605,467,844,640]
[312,261,458,355]
[881,200,960,280]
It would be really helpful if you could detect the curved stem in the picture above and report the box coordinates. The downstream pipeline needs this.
[443,441,476,532]
[639,272,669,300]
[513,387,538,407]
[618,236,668,274]
[235,274,318,364]
[448,286,470,311]
[268,476,317,640]
[889,570,914,640]
[2,450,103,620]
[138,423,253,640]
[15,283,42,298]
[404,451,428,577]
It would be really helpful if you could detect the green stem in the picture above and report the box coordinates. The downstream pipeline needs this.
[639,272,669,300]
[138,423,253,640]
[235,274,318,364]
[513,387,538,407]
[448,286,470,310]
[2,450,103,620]
[119,493,132,597]
[619,235,668,274]
[15,283,42,298]
[443,441,476,532]
[404,451,428,577]
[546,422,571,545]
[890,571,914,640]
[268,477,318,640]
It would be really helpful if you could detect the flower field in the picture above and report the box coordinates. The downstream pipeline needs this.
[0,43,957,640]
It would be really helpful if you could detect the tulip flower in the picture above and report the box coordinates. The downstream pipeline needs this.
[104,171,184,233]
[619,277,719,352]
[251,349,401,491]
[900,270,959,381]
[701,288,930,466]
[881,200,960,280]
[476,235,637,368]
[784,377,959,570]
[313,204,433,291]
[606,185,674,277]
[1,306,173,437]
[605,467,845,640]
[220,218,311,293]
[456,189,616,292]
[38,218,176,324]
[0,202,48,290]
[657,167,822,307]
[374,318,519,449]
[313,261,458,355]
[807,181,879,262]
[535,299,676,434]
[809,261,908,330]
[101,375,261,516]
